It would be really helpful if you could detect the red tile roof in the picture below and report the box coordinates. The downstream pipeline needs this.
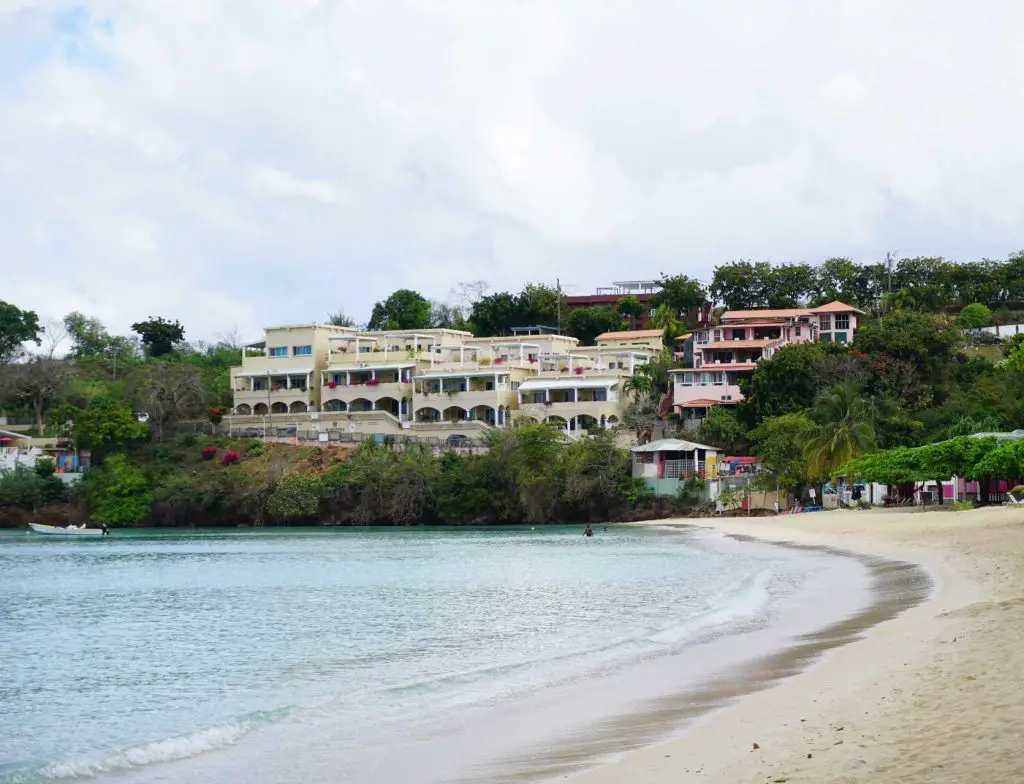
[677,398,738,407]
[808,300,864,314]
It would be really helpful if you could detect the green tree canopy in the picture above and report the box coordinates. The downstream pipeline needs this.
[650,274,706,321]
[75,397,149,453]
[131,317,185,357]
[957,303,993,329]
[84,453,154,524]
[367,289,432,331]
[696,406,746,454]
[802,385,879,480]
[0,300,41,364]
[748,412,814,496]
[567,306,625,346]
[616,295,644,327]
[738,342,842,426]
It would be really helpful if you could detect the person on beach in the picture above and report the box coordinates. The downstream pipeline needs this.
[584,523,594,537]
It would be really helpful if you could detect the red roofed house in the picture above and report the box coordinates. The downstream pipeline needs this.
[671,301,863,422]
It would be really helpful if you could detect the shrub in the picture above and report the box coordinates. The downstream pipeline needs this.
[625,477,654,507]
[1011,485,1024,501]
[950,500,974,512]
[84,454,153,524]
[249,440,263,456]
[677,476,706,507]
[208,406,226,425]
[200,447,218,460]
[221,451,240,467]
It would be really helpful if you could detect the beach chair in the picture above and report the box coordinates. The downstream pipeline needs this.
[1004,494,1024,506]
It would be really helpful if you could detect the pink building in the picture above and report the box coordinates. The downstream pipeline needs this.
[671,301,862,421]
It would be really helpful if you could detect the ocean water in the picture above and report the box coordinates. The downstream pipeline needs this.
[0,526,872,784]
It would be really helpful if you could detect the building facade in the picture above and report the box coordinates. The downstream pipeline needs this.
[671,301,862,420]
[564,281,713,330]
[230,324,663,440]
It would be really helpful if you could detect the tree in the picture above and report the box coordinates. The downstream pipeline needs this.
[132,363,205,440]
[567,306,625,346]
[64,312,111,357]
[749,412,815,497]
[131,317,185,357]
[367,289,432,331]
[623,370,653,401]
[767,263,815,308]
[267,471,325,520]
[957,303,993,330]
[650,274,706,322]
[696,407,746,453]
[517,283,565,328]
[0,300,41,365]
[429,301,468,330]
[468,292,520,336]
[854,311,961,380]
[84,453,153,524]
[738,342,839,427]
[647,303,683,342]
[621,397,660,442]
[74,396,149,454]
[802,385,879,480]
[616,295,644,329]
[710,261,770,310]
[0,358,72,431]
[327,311,356,328]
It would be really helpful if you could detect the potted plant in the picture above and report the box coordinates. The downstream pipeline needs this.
[574,367,584,375]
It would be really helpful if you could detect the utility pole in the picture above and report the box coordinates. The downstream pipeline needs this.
[556,277,562,334]
[884,250,897,314]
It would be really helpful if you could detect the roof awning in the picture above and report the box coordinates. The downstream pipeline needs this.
[518,378,618,392]
[233,367,314,378]
[416,369,502,379]
[631,438,717,453]
[325,362,417,372]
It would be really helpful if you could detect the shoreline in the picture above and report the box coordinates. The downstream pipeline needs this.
[564,507,1024,783]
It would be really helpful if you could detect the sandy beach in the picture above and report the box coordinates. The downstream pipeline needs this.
[571,506,1024,784]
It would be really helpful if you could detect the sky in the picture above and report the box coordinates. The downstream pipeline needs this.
[3,1,1024,343]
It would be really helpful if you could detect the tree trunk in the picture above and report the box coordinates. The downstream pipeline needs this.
[934,478,944,505]
[34,398,45,433]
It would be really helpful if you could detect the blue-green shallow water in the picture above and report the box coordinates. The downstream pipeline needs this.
[0,526,870,784]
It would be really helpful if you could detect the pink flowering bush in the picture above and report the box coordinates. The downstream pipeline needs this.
[221,451,240,467]
[201,447,218,460]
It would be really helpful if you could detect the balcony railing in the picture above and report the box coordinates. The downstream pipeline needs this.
[664,459,707,479]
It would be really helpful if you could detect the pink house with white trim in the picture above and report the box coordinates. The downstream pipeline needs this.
[671,301,863,421]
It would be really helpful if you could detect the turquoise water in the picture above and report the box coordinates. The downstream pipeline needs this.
[0,526,869,783]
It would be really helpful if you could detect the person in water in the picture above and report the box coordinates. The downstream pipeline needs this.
[584,523,594,537]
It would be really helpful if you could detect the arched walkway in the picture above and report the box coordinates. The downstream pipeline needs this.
[323,399,347,412]
[443,406,467,423]
[289,401,308,414]
[416,407,441,423]
[253,403,268,415]
[235,404,252,415]
[577,414,599,432]
[375,397,400,417]
[271,402,288,414]
[606,415,619,427]
[469,405,496,425]
[349,398,373,413]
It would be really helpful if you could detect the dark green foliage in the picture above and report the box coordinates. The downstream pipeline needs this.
[367,289,432,331]
[566,306,625,345]
[649,275,706,320]
[131,317,185,357]
[0,300,41,364]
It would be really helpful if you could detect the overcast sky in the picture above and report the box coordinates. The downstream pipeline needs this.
[3,1,1024,342]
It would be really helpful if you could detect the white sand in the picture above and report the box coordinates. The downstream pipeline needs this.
[571,507,1024,784]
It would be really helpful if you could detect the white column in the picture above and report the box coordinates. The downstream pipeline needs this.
[384,341,388,361]
[286,375,292,389]
[629,355,635,374]
[545,388,550,402]
[520,345,524,365]
[464,376,470,393]
[568,355,573,371]
[345,371,350,385]
[460,346,465,366]
[439,378,444,393]
[371,370,376,381]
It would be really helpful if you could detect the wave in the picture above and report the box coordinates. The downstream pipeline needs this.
[7,710,287,783]
[646,568,772,645]
[384,570,775,700]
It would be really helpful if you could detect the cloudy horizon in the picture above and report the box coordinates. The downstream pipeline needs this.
[3,0,1024,343]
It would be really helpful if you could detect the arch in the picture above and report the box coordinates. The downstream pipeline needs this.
[443,406,468,423]
[469,405,496,425]
[545,415,567,428]
[235,404,252,416]
[516,415,538,424]
[253,403,268,416]
[271,402,288,414]
[349,398,373,412]
[416,407,441,423]
[323,399,347,412]
[375,397,400,417]
[578,414,599,432]
[606,415,619,426]
[289,401,308,414]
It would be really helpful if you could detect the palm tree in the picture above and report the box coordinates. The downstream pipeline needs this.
[802,385,879,481]
[648,304,682,342]
[623,370,653,401]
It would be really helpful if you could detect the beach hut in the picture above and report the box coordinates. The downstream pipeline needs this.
[630,438,719,496]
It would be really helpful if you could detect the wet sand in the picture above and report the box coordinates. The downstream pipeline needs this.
[565,506,1024,783]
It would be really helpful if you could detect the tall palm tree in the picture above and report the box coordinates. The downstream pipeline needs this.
[623,369,653,401]
[802,385,878,480]
[648,304,682,342]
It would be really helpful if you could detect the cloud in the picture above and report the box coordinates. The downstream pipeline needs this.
[2,0,1024,340]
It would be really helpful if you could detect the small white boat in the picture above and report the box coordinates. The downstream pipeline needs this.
[28,523,105,537]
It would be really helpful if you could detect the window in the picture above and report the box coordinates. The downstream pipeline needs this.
[834,332,848,344]
[485,381,494,391]
[713,329,722,342]
[253,379,264,391]
[269,347,287,357]
[359,345,372,353]
[697,331,709,344]
[834,313,850,330]
[649,308,657,317]
[700,372,710,385]
[819,315,832,331]
[681,372,694,386]
[391,345,401,352]
[711,372,724,385]
[593,389,608,402]
[819,333,832,343]
[293,345,312,356]
[511,381,520,391]
[795,326,801,337]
